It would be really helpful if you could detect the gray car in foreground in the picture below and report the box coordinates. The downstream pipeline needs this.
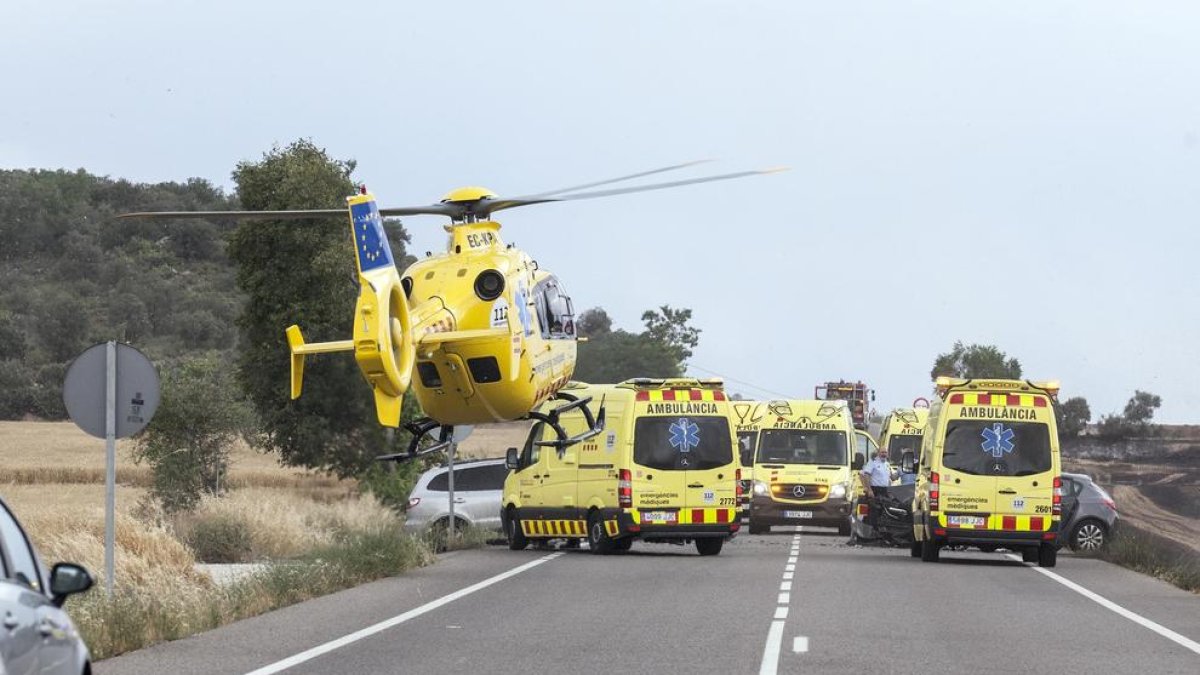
[402,459,509,536]
[1060,472,1120,552]
[1,496,95,675]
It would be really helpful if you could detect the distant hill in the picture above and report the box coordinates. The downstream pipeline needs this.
[0,169,238,419]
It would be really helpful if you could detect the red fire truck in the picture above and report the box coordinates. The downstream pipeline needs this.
[814,380,874,429]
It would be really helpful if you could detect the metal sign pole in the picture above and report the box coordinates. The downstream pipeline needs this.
[104,341,116,596]
[446,440,456,543]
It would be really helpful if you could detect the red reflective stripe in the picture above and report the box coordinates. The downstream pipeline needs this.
[714,391,726,401]
[689,389,702,401]
[663,390,676,401]
[949,393,963,404]
[1007,394,1020,406]
[636,391,649,401]
[692,509,704,524]
[1031,516,1044,531]
[1002,516,1016,530]
[716,509,729,523]
[1034,397,1047,407]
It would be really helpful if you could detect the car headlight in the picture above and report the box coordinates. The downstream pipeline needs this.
[753,480,768,495]
[829,482,847,499]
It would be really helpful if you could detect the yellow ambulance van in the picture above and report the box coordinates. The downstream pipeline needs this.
[502,378,741,556]
[911,378,1063,567]
[747,400,856,535]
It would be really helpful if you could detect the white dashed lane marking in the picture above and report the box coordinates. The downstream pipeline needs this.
[759,527,806,675]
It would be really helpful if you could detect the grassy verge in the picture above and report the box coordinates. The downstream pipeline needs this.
[73,523,439,659]
[1097,525,1200,593]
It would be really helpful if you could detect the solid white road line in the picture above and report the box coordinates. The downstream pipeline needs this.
[1006,554,1200,656]
[759,620,786,675]
[792,636,809,653]
[244,553,564,675]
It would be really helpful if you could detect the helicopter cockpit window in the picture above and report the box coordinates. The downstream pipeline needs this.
[533,277,575,339]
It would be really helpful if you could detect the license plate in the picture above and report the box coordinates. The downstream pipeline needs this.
[784,510,814,519]
[948,515,986,527]
[641,511,678,524]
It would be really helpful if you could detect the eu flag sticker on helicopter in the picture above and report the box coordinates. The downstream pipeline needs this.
[349,197,394,273]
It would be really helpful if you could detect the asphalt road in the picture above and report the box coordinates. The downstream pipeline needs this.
[97,529,1199,675]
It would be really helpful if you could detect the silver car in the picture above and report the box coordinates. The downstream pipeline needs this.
[1059,472,1120,552]
[402,459,509,536]
[1,496,95,675]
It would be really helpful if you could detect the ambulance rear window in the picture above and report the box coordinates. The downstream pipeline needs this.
[634,416,733,471]
[756,430,847,466]
[942,421,1051,476]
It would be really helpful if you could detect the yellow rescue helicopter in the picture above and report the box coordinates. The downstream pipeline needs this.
[120,162,783,455]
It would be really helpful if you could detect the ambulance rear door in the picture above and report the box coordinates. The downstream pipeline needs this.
[631,414,736,525]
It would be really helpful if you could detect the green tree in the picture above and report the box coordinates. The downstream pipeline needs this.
[576,307,612,337]
[574,330,681,383]
[930,341,1022,380]
[132,355,254,512]
[1096,390,1162,440]
[1056,396,1091,438]
[641,305,701,365]
[226,139,414,477]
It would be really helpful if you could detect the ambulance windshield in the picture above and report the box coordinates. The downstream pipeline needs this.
[756,430,847,465]
[633,416,733,471]
[942,420,1051,476]
[886,435,922,456]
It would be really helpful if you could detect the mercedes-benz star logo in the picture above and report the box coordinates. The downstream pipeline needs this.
[792,485,806,498]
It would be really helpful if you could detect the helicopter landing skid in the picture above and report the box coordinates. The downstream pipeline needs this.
[375,418,453,462]
[529,392,606,450]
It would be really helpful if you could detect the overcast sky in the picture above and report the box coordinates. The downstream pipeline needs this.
[3,1,1197,422]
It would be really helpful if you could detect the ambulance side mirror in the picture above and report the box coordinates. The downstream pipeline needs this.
[505,447,520,470]
[851,453,865,471]
[901,452,915,474]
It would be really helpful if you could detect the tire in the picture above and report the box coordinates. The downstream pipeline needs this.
[837,521,851,537]
[978,545,997,553]
[695,538,724,556]
[1021,548,1038,563]
[612,537,633,552]
[587,512,614,555]
[1069,519,1108,553]
[920,538,940,562]
[1038,543,1057,568]
[748,521,768,535]
[910,541,922,558]
[505,509,528,551]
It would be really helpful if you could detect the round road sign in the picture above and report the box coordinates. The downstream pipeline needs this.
[63,342,160,439]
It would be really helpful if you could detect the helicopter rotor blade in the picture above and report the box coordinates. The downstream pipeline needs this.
[117,209,349,220]
[480,167,788,217]
[528,159,714,198]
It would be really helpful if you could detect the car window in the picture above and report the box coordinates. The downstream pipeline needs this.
[737,431,757,467]
[454,465,508,491]
[0,502,42,592]
[942,421,1051,477]
[518,422,544,470]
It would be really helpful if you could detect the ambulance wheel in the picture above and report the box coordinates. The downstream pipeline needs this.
[1037,543,1057,568]
[695,538,724,556]
[838,521,851,537]
[587,512,614,555]
[910,541,922,558]
[613,537,633,552]
[749,522,768,535]
[505,508,528,551]
[920,538,940,562]
[1021,547,1038,563]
